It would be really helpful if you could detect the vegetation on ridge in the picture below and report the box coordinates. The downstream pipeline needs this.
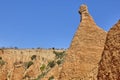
[34,50,66,80]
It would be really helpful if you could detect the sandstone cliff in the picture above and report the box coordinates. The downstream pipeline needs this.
[97,20,120,80]
[59,4,106,80]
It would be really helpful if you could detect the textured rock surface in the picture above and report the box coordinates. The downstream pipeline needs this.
[97,20,120,80]
[0,49,64,80]
[59,4,106,80]
[42,65,62,80]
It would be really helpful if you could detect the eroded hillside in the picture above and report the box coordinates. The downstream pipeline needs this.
[0,48,66,80]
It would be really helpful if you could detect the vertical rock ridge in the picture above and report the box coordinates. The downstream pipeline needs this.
[97,20,120,80]
[59,4,106,80]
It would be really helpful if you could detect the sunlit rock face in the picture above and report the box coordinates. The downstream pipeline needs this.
[59,4,107,80]
[98,20,120,80]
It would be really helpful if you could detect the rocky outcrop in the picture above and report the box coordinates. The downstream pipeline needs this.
[97,20,120,80]
[59,4,106,80]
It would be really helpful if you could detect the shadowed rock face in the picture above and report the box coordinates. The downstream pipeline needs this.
[97,20,120,80]
[59,4,106,80]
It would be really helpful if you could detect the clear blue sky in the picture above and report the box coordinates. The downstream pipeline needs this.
[0,0,120,48]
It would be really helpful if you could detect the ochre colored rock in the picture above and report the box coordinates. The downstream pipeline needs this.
[0,68,7,80]
[97,20,120,80]
[42,65,62,80]
[0,49,62,80]
[59,4,106,80]
[11,66,25,80]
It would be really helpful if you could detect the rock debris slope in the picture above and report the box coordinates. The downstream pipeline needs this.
[97,20,120,80]
[59,4,106,80]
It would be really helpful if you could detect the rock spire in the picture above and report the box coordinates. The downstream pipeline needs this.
[59,4,106,80]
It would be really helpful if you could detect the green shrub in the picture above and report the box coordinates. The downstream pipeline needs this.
[48,76,54,80]
[40,64,46,72]
[48,61,55,68]
[31,55,37,60]
[0,60,5,66]
[24,61,33,69]
[57,60,62,65]
[53,51,65,59]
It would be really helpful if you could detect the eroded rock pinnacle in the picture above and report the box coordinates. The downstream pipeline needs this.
[59,4,106,80]
[79,4,89,14]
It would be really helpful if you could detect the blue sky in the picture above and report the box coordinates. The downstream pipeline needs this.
[0,0,120,48]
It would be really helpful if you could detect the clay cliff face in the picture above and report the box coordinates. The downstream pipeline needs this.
[97,20,120,80]
[0,49,65,80]
[59,5,107,80]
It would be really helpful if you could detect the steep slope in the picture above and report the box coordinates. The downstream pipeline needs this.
[59,4,106,80]
[97,20,120,80]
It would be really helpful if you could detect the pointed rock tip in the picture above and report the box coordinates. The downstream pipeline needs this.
[79,4,88,14]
